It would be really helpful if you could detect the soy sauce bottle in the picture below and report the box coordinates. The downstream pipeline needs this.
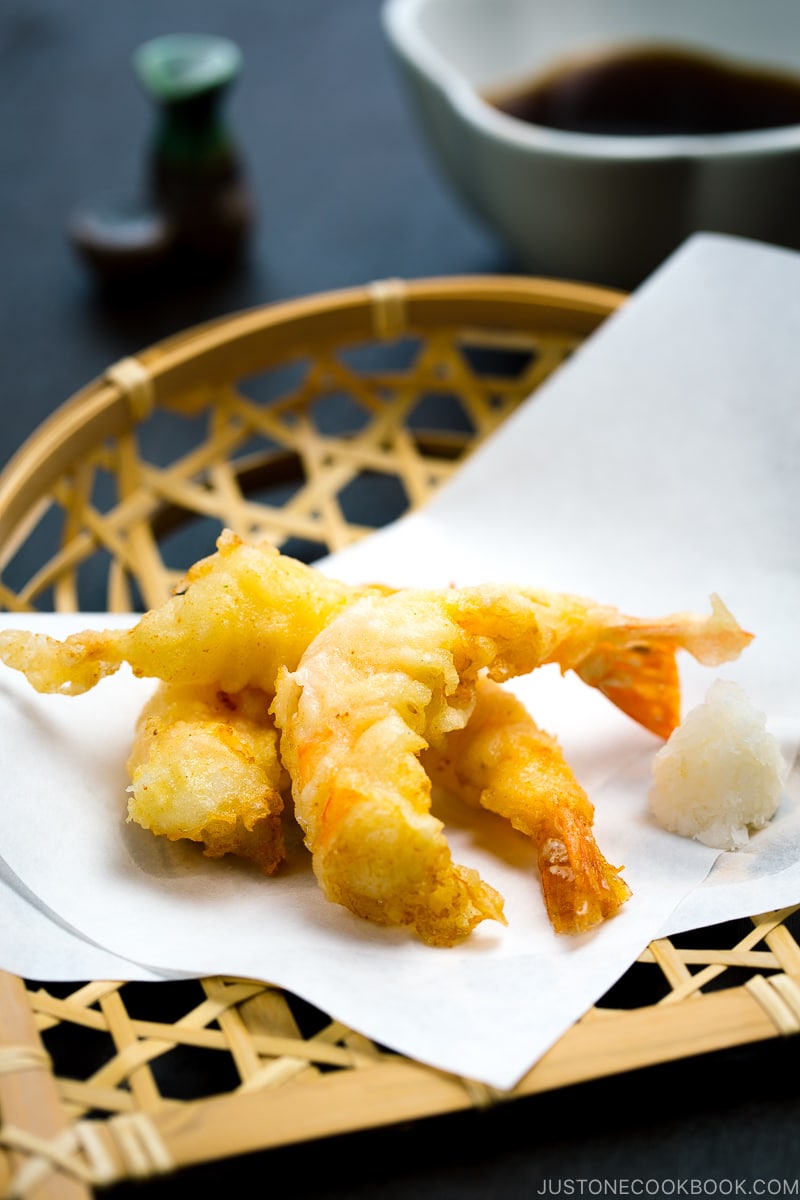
[134,33,254,271]
[69,34,254,287]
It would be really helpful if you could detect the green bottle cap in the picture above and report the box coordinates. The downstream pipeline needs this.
[133,34,242,104]
[133,34,244,167]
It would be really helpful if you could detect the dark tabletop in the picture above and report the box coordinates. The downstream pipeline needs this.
[2,2,799,1197]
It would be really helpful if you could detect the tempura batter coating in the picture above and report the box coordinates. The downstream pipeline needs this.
[271,591,509,946]
[424,678,631,934]
[0,530,375,697]
[272,584,749,944]
[127,683,288,873]
[0,530,754,943]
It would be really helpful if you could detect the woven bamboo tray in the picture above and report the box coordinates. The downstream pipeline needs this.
[0,275,798,1200]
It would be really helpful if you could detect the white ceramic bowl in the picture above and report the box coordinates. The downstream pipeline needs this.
[383,0,800,287]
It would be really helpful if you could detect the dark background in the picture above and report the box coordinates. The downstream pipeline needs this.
[1,0,508,468]
[1,2,799,1196]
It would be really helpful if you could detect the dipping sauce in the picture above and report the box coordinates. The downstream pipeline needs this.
[485,43,800,137]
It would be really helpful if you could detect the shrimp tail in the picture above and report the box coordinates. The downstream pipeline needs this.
[537,808,632,935]
[571,594,753,739]
[425,678,631,935]
[573,639,682,740]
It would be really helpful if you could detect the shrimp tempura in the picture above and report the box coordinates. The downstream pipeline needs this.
[272,584,750,945]
[0,530,753,940]
[424,678,631,934]
[0,530,378,698]
[127,682,287,873]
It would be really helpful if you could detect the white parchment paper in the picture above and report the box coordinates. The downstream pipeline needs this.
[1,232,799,1088]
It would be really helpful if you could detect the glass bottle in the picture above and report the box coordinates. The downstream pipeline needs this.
[133,33,255,271]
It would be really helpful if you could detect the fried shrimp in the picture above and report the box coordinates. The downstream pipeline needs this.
[0,527,754,943]
[127,683,288,873]
[424,678,632,934]
[271,591,509,946]
[0,528,373,876]
[554,592,752,740]
[272,584,749,944]
[495,587,752,740]
[0,530,376,698]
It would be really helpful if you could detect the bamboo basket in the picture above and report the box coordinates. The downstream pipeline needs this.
[0,275,797,1200]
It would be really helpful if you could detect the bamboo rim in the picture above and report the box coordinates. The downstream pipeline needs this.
[0,275,624,559]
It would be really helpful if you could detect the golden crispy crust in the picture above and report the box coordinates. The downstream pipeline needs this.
[127,682,288,874]
[0,531,753,942]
